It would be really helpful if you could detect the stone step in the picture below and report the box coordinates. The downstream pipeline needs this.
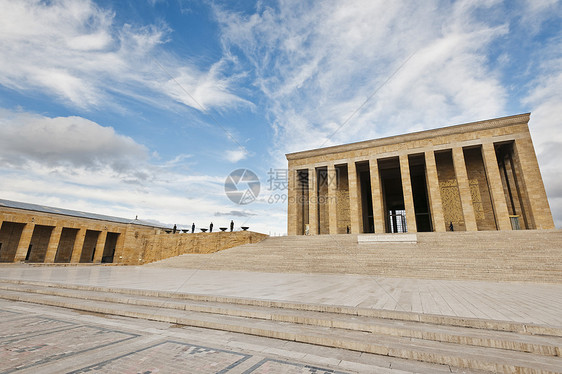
[2,280,559,337]
[0,281,561,357]
[0,280,561,373]
[0,288,560,373]
[147,231,562,283]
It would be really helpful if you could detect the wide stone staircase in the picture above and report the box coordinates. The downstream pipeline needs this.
[0,279,561,373]
[147,230,562,283]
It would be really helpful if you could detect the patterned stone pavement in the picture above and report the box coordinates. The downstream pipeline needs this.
[243,359,348,374]
[0,315,137,373]
[0,306,346,374]
[68,341,251,374]
[0,299,466,374]
[0,316,75,339]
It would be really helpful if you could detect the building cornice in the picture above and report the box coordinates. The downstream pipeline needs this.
[285,113,530,161]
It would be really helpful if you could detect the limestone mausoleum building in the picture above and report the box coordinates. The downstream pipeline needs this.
[286,113,554,235]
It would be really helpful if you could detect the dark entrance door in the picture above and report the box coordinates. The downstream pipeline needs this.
[378,158,407,233]
[358,164,374,233]
[409,155,432,232]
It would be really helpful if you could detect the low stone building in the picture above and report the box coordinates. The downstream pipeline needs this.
[286,113,554,235]
[0,199,266,264]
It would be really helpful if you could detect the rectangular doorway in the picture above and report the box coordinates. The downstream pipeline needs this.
[357,162,374,233]
[26,225,55,263]
[409,154,432,232]
[54,228,79,263]
[296,169,309,235]
[102,232,119,263]
[80,230,101,263]
[378,157,407,233]
[0,222,26,262]
[495,141,533,229]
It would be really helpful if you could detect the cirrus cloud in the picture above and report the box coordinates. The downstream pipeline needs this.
[0,0,247,111]
[216,0,508,156]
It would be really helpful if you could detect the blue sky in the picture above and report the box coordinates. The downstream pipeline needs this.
[0,0,561,234]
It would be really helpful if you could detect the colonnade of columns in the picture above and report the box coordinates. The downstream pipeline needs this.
[0,214,126,263]
[288,139,538,236]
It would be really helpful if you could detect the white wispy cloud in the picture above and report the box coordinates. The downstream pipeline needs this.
[1,0,559,234]
[0,108,281,233]
[0,0,246,111]
[520,0,561,32]
[215,0,561,227]
[216,0,508,159]
[161,59,253,111]
[224,148,249,163]
[523,33,562,227]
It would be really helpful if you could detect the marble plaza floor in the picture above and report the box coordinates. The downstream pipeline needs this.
[1,265,562,373]
[1,265,561,328]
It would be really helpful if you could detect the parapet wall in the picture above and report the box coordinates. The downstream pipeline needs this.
[132,231,268,265]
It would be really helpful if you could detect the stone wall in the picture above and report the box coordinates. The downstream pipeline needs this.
[336,166,350,234]
[1,203,268,265]
[464,147,496,231]
[139,231,268,264]
[116,225,158,265]
[435,151,466,231]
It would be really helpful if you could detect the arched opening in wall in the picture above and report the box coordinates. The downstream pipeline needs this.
[0,222,25,262]
[408,154,432,232]
[26,225,54,263]
[495,141,533,229]
[102,232,120,263]
[54,228,79,263]
[80,230,100,263]
[378,157,407,233]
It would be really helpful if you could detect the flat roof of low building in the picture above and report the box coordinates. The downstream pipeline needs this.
[0,199,166,228]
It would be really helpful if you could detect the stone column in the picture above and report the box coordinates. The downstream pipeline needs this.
[327,163,339,234]
[481,143,512,230]
[308,167,318,235]
[44,226,63,263]
[347,161,361,233]
[14,223,35,262]
[424,150,446,232]
[70,228,87,263]
[287,167,298,236]
[452,147,478,231]
[369,159,385,233]
[93,230,108,263]
[514,137,555,229]
[399,154,417,233]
